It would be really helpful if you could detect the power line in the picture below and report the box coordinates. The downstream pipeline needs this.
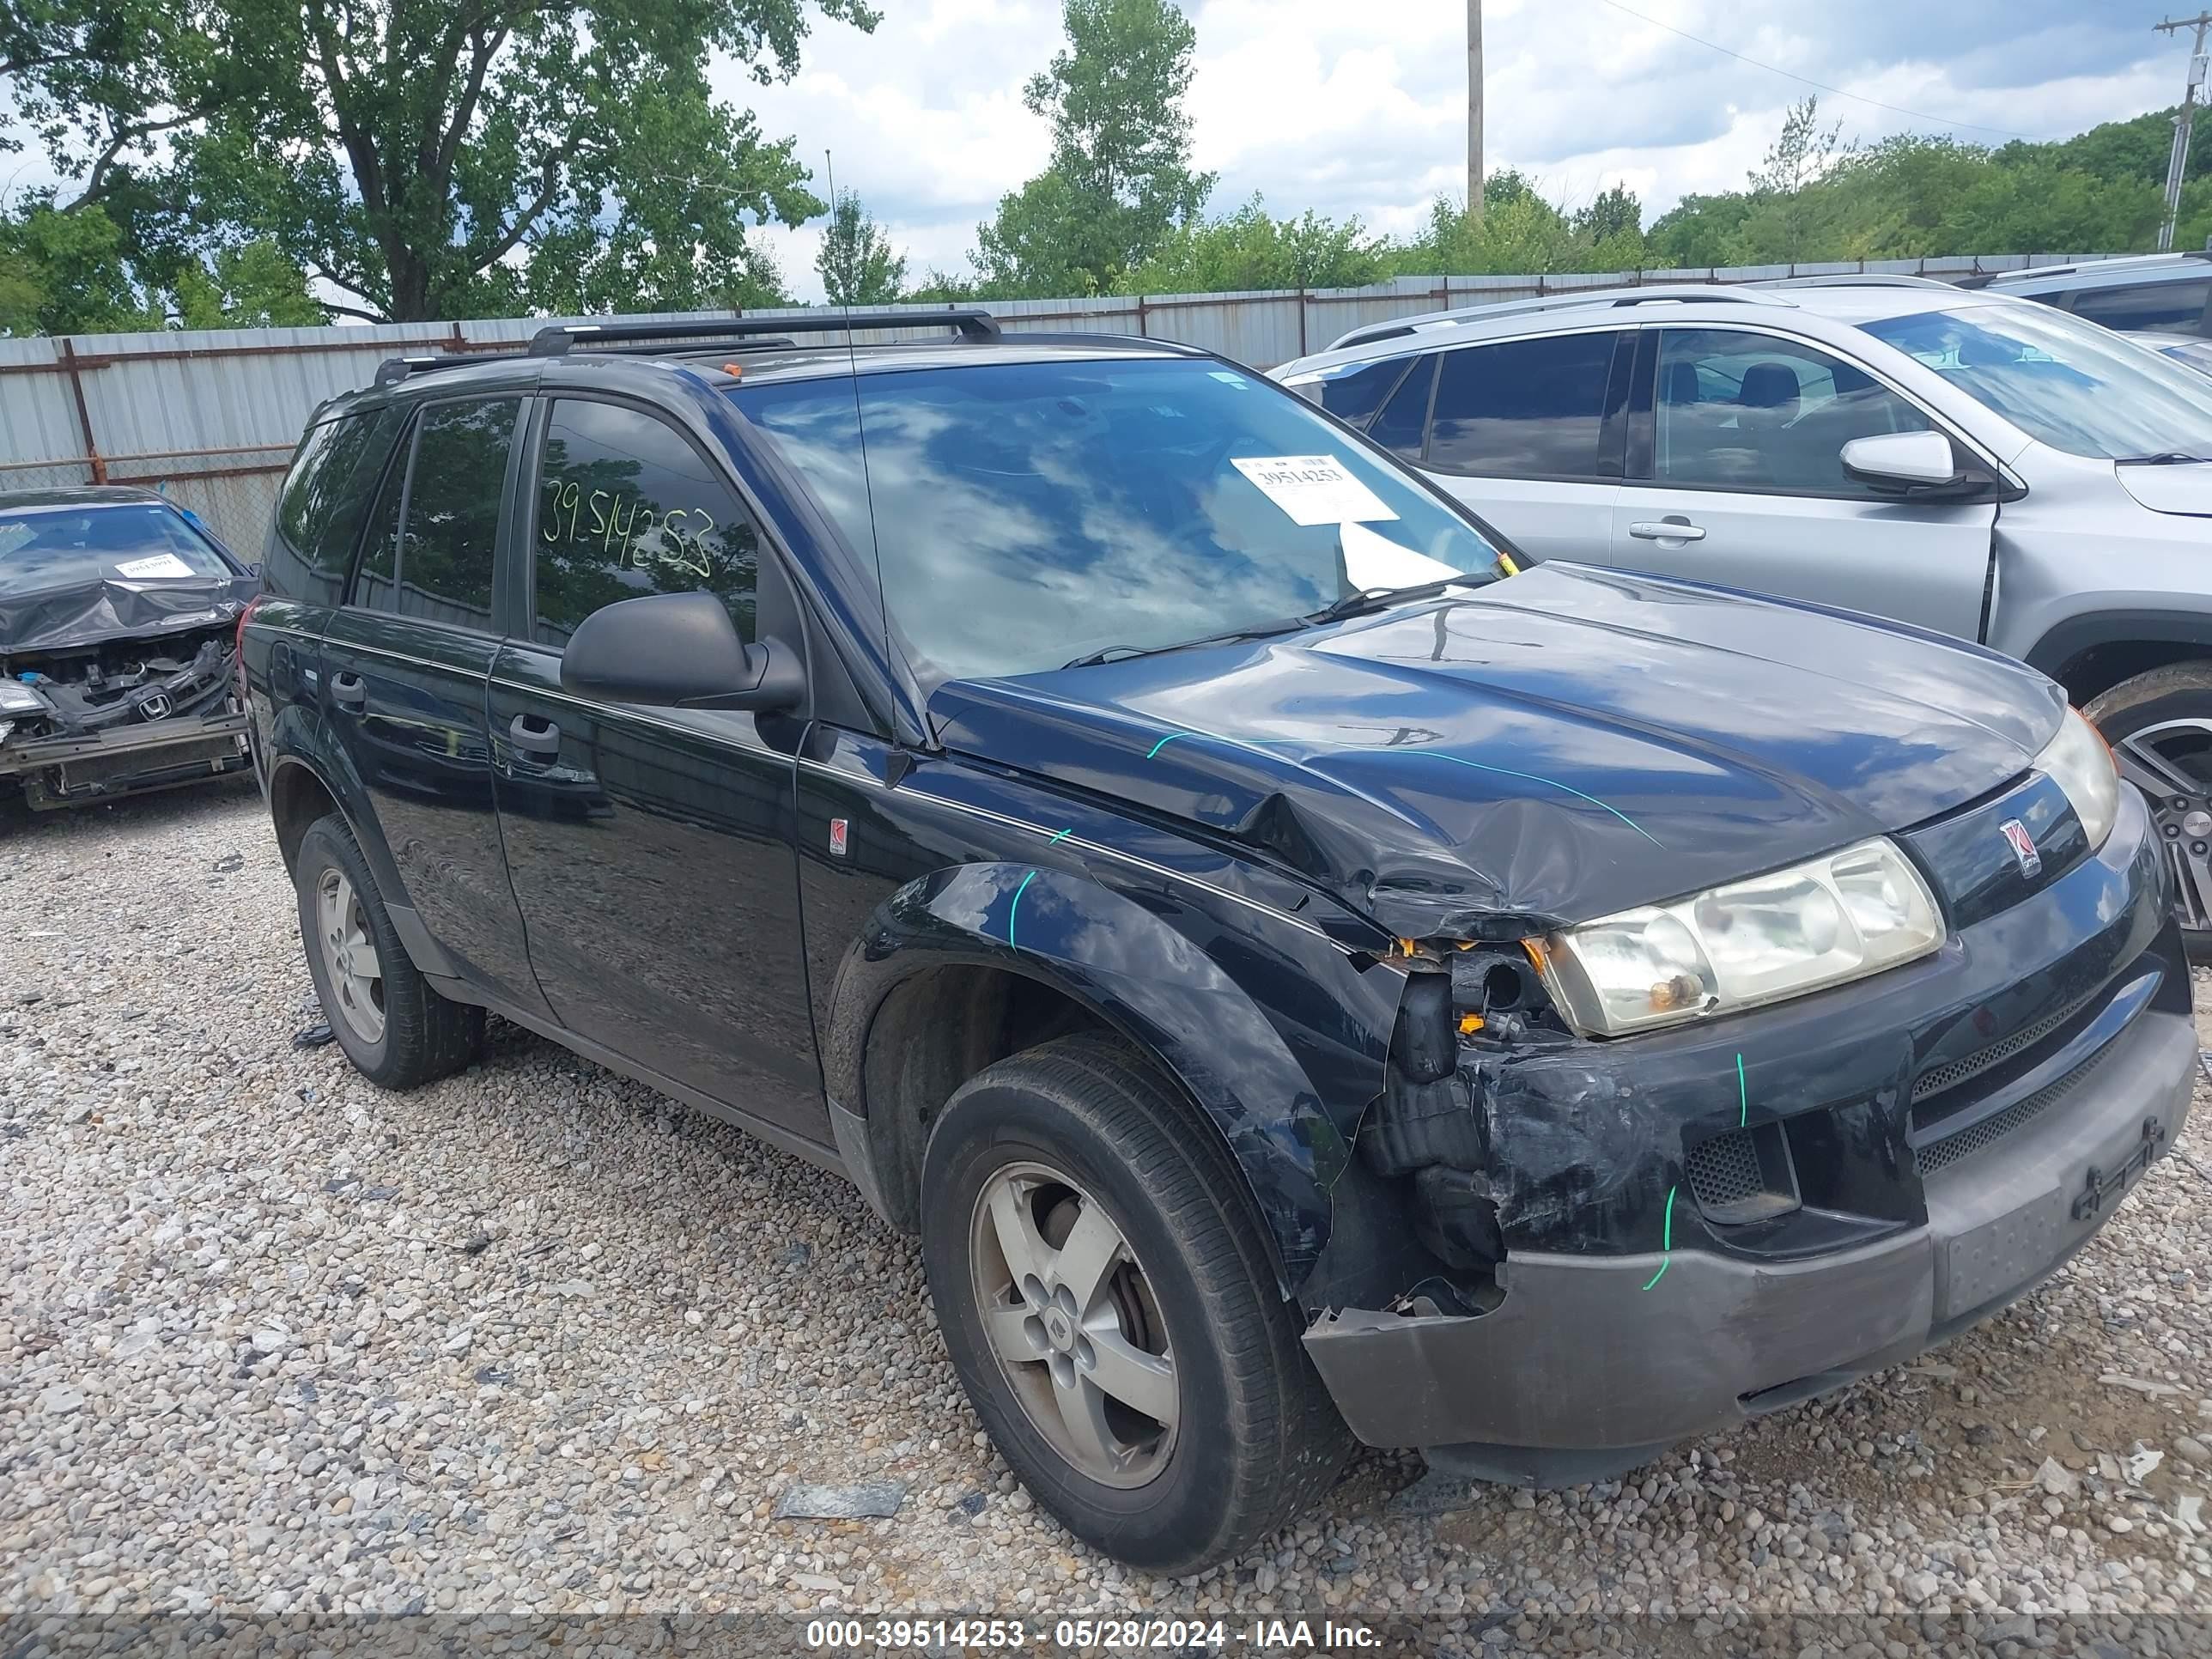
[1589,0,2047,143]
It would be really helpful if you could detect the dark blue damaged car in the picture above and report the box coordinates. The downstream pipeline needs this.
[240,311,2197,1572]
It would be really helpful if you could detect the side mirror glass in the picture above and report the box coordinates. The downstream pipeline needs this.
[559,591,801,712]
[1841,430,1963,493]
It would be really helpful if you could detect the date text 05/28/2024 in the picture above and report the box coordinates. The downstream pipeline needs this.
[804,1618,1383,1650]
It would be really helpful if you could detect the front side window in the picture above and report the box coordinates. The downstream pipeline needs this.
[1428,331,1622,477]
[1303,357,1413,428]
[531,400,760,648]
[737,356,1510,684]
[1652,329,1929,495]
[395,398,516,627]
[1365,353,1436,459]
[270,408,404,604]
[1861,302,2212,460]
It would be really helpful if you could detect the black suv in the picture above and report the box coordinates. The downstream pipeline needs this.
[243,312,2196,1571]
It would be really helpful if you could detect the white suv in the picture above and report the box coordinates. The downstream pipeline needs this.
[1273,276,2212,953]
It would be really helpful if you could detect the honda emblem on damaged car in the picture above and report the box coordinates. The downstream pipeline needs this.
[2000,817,2040,878]
[137,693,172,720]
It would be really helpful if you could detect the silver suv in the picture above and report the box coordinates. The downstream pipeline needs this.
[1963,251,2212,337]
[1274,276,2212,953]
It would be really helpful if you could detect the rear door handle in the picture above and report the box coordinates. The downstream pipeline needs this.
[1627,517,1706,543]
[508,713,561,757]
[330,672,367,706]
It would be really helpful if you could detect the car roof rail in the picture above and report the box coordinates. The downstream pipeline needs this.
[1747,272,1958,289]
[1981,251,2212,286]
[374,353,495,386]
[526,307,1001,356]
[1327,283,1794,351]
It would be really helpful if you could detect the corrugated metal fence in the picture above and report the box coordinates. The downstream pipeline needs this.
[0,252,2107,552]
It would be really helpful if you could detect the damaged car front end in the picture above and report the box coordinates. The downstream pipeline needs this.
[0,489,257,811]
[924,559,2195,1488]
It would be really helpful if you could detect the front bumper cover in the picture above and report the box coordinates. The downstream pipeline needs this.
[1304,1000,2197,1467]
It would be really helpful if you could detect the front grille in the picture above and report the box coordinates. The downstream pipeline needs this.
[1916,1044,2110,1178]
[1911,987,2099,1105]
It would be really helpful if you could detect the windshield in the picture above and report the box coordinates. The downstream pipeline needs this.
[0,504,233,599]
[733,356,1509,682]
[1861,302,2212,460]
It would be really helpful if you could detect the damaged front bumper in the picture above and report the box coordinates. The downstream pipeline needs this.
[1304,781,2198,1480]
[1306,1001,2194,1475]
[0,709,252,807]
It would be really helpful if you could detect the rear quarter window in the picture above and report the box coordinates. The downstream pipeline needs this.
[264,407,404,605]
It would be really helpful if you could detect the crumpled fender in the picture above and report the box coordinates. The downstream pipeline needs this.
[820,859,1395,1294]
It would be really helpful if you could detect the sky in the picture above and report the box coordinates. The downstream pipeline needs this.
[737,0,2191,302]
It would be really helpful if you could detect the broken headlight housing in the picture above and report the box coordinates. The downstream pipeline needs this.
[1534,838,1944,1036]
[0,682,44,715]
[2036,706,2118,851]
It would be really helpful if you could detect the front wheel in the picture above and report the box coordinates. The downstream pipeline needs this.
[2085,664,2212,963]
[920,1034,1350,1573]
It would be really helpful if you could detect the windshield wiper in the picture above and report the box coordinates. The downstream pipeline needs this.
[1302,575,1473,627]
[2118,452,2212,465]
[1060,618,1306,672]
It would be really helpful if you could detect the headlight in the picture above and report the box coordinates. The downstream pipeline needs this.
[2036,705,2118,850]
[1534,838,1944,1036]
[0,682,44,715]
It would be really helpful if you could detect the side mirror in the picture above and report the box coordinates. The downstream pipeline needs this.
[559,590,802,713]
[1841,430,1962,493]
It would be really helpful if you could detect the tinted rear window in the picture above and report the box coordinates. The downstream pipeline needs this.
[268,408,404,605]
[1427,331,1621,477]
[1306,358,1412,428]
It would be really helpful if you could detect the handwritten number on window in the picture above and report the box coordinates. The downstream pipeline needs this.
[544,477,716,580]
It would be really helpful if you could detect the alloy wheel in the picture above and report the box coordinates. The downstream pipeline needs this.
[968,1160,1179,1488]
[316,866,386,1044]
[2113,718,2212,933]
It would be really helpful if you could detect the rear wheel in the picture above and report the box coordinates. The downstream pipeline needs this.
[921,1034,1350,1573]
[294,813,483,1088]
[2085,663,2212,962]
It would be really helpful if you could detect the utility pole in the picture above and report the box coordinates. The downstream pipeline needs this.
[2156,12,2212,252]
[1467,0,1484,222]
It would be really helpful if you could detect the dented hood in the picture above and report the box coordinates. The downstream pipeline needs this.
[931,563,2065,938]
[0,573,252,656]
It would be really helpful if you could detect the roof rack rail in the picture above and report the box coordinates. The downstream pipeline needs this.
[1747,272,1957,289]
[1328,283,1792,352]
[526,307,1000,356]
[1980,251,2212,286]
[374,353,491,386]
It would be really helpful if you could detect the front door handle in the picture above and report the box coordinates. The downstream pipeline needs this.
[1627,516,1706,543]
[508,713,561,757]
[330,672,367,706]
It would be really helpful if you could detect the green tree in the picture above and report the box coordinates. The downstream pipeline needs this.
[171,240,327,328]
[975,0,1214,295]
[816,190,907,305]
[168,0,876,320]
[1122,196,1386,293]
[0,198,161,335]
[1574,181,1642,243]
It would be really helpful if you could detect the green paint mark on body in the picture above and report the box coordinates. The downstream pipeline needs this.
[1047,827,1073,846]
[1641,1185,1678,1291]
[1007,870,1036,950]
[1737,1053,1747,1127]
[1146,733,1182,760]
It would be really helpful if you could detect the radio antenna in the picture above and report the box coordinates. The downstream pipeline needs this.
[824,148,893,689]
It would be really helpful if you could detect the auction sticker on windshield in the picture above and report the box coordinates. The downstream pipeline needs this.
[114,554,198,580]
[1231,455,1398,526]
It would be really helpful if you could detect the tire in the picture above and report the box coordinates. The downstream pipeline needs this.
[2083,663,2212,963]
[921,1033,1351,1573]
[294,812,483,1088]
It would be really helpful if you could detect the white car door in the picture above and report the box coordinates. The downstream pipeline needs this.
[1607,325,1996,641]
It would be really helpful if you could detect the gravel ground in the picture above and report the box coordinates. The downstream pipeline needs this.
[7,785,2212,1655]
